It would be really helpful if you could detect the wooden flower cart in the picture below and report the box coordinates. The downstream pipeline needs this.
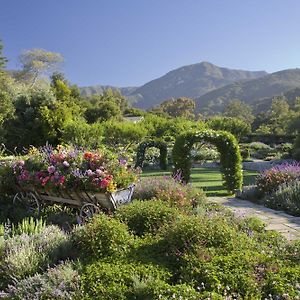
[13,185,135,221]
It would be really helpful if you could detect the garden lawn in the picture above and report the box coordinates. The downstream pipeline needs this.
[141,167,257,196]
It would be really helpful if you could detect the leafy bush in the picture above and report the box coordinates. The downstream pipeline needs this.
[207,116,251,141]
[266,180,300,215]
[6,262,81,300]
[256,162,300,194]
[262,266,300,299]
[192,145,219,162]
[80,260,171,300]
[73,213,134,259]
[173,130,242,192]
[115,200,181,236]
[248,142,271,151]
[133,174,206,209]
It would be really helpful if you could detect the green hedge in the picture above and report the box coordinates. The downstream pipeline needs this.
[135,140,168,170]
[172,130,242,192]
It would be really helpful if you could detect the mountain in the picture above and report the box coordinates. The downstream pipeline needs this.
[195,69,300,114]
[131,62,267,109]
[79,62,267,109]
[80,85,138,97]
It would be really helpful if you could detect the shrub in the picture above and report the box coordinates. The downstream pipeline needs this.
[173,130,242,192]
[248,142,271,151]
[115,200,181,236]
[72,213,134,259]
[160,215,237,260]
[133,175,206,209]
[236,185,264,202]
[256,162,300,194]
[266,180,300,215]
[0,225,71,288]
[7,261,82,300]
[11,217,46,236]
[262,266,300,299]
[80,260,171,300]
[207,116,251,141]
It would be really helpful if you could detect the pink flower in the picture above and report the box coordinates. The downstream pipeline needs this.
[100,178,110,188]
[95,169,104,176]
[47,165,56,174]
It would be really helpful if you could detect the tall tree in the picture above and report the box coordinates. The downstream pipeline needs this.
[0,40,8,69]
[19,49,63,87]
[223,99,254,125]
[154,97,196,118]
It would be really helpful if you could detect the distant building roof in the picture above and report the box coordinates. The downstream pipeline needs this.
[123,116,144,123]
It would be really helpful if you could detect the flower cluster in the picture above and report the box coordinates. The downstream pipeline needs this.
[256,161,300,194]
[11,146,137,194]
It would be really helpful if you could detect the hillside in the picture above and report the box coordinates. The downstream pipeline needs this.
[195,69,300,114]
[131,62,267,109]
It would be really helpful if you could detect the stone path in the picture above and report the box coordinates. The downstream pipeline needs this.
[208,197,300,241]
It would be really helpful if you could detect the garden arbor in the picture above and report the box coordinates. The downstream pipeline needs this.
[135,140,168,170]
[172,130,242,192]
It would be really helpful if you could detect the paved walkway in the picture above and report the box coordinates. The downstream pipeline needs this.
[208,197,300,241]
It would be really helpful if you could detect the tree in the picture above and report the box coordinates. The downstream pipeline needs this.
[0,40,8,69]
[266,96,292,134]
[207,116,251,141]
[153,97,196,118]
[19,49,63,87]
[223,100,254,125]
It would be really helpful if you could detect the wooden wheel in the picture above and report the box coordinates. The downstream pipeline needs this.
[13,192,41,217]
[79,203,100,221]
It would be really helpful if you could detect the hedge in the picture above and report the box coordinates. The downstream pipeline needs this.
[135,140,168,170]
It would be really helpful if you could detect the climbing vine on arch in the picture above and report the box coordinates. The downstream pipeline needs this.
[135,140,168,170]
[172,130,242,192]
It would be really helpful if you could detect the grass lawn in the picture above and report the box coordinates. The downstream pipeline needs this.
[141,167,257,196]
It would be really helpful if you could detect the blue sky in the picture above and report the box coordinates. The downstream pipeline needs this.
[1,0,300,87]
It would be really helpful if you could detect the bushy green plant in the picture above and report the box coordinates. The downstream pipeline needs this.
[248,142,271,151]
[133,175,206,209]
[72,213,134,259]
[266,180,300,215]
[115,200,181,236]
[80,260,171,300]
[207,116,251,141]
[11,217,46,236]
[6,262,82,300]
[262,266,300,299]
[172,130,242,192]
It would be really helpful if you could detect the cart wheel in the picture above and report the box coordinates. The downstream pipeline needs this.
[13,192,41,217]
[79,203,99,221]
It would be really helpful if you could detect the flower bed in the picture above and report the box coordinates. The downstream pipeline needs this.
[4,146,137,203]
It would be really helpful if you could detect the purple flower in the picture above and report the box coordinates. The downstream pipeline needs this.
[119,159,127,166]
[63,161,70,167]
[47,165,56,174]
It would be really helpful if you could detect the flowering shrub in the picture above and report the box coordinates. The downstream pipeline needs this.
[7,145,137,194]
[133,172,206,208]
[256,162,300,194]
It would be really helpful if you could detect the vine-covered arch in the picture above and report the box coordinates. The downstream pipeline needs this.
[172,130,242,192]
[135,140,168,170]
